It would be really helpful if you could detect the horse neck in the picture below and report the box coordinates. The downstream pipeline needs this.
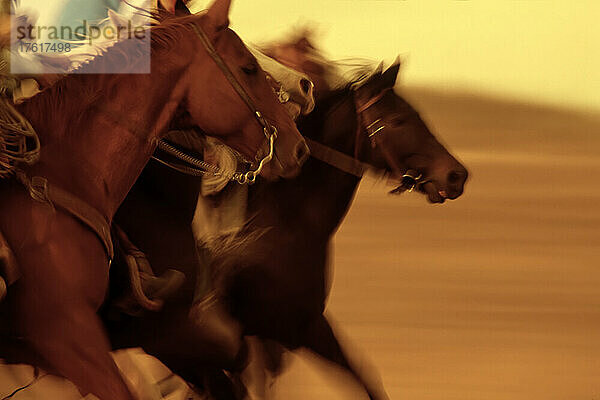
[251,90,361,237]
[16,43,194,220]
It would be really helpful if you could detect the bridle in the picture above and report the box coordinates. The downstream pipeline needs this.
[152,22,280,185]
[266,74,291,104]
[305,86,427,194]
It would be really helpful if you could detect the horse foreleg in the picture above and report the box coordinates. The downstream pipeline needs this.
[301,313,390,400]
[110,304,247,399]
[3,208,136,400]
[110,299,245,370]
[11,275,136,400]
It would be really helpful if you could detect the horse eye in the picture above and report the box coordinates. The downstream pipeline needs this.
[241,63,258,75]
[390,116,409,126]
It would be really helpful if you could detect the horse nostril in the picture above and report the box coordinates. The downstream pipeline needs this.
[447,169,467,186]
[299,78,313,95]
[294,140,310,166]
[447,171,461,184]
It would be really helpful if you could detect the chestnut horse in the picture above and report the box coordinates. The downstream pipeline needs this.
[197,60,468,400]
[0,2,306,399]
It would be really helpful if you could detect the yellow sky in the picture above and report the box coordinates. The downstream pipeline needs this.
[19,0,600,113]
[190,0,600,113]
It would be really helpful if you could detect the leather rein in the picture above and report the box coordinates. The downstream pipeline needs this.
[158,85,426,194]
[16,22,278,262]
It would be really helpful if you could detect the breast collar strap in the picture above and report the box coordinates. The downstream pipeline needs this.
[17,172,114,263]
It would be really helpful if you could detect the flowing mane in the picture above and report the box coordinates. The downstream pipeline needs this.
[17,11,200,138]
[260,26,381,90]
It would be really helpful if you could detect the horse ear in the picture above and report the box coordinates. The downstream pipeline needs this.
[206,0,231,31]
[158,0,176,13]
[359,59,399,94]
[292,28,317,52]
[158,0,190,15]
[381,57,401,88]
[293,37,312,51]
[175,0,191,15]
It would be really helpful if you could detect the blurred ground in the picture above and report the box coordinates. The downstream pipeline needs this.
[269,89,600,400]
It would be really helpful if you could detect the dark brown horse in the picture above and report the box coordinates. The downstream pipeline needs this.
[102,42,467,400]
[0,1,307,399]
[215,38,468,399]
[203,61,468,400]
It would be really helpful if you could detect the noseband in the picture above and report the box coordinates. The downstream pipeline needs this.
[306,87,426,193]
[153,22,280,185]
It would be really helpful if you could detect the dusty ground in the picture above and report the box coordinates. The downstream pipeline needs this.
[269,89,600,400]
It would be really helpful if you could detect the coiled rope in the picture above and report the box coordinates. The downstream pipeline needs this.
[0,96,40,178]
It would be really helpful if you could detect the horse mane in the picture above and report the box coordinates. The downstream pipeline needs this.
[17,10,200,138]
[261,26,381,90]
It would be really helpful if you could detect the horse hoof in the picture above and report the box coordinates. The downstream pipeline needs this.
[0,276,6,302]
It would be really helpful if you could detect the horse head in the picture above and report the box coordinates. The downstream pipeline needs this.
[261,30,344,100]
[352,61,468,202]
[264,31,468,202]
[159,0,309,179]
[119,2,316,120]
[247,45,314,119]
